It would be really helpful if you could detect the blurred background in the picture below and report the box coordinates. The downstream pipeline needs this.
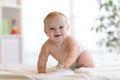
[1,0,119,66]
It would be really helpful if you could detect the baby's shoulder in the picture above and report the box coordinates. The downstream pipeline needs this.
[66,36,77,43]
[42,39,52,48]
[64,36,78,47]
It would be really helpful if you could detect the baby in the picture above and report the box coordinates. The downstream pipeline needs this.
[37,11,94,73]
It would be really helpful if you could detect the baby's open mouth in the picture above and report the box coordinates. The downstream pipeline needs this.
[54,34,61,37]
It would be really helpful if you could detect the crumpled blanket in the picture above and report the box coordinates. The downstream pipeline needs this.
[0,64,120,80]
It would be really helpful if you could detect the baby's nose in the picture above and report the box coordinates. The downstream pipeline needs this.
[55,29,59,33]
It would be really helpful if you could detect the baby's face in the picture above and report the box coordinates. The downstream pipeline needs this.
[45,16,69,42]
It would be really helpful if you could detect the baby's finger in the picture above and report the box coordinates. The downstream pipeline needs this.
[56,64,64,68]
[60,65,64,68]
[64,65,70,69]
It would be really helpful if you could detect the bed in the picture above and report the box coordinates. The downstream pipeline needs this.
[0,64,120,80]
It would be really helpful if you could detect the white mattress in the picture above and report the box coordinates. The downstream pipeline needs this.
[0,64,120,80]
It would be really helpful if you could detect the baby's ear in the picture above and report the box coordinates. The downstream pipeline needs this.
[44,28,46,33]
[67,25,69,31]
[44,28,47,35]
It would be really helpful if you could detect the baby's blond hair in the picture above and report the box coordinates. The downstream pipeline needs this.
[44,11,67,28]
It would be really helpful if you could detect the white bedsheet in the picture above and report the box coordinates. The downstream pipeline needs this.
[0,64,120,80]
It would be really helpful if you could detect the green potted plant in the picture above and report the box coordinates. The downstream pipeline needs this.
[91,0,120,53]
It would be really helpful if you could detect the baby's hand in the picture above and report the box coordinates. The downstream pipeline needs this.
[56,62,70,69]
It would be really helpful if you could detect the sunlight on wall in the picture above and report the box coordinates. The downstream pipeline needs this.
[72,0,100,50]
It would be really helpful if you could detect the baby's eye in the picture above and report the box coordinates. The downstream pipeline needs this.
[49,28,54,30]
[59,26,64,29]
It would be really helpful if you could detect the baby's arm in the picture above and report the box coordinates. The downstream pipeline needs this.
[57,37,80,69]
[37,45,49,73]
[57,50,79,69]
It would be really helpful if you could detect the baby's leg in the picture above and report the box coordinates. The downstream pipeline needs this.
[76,50,95,68]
